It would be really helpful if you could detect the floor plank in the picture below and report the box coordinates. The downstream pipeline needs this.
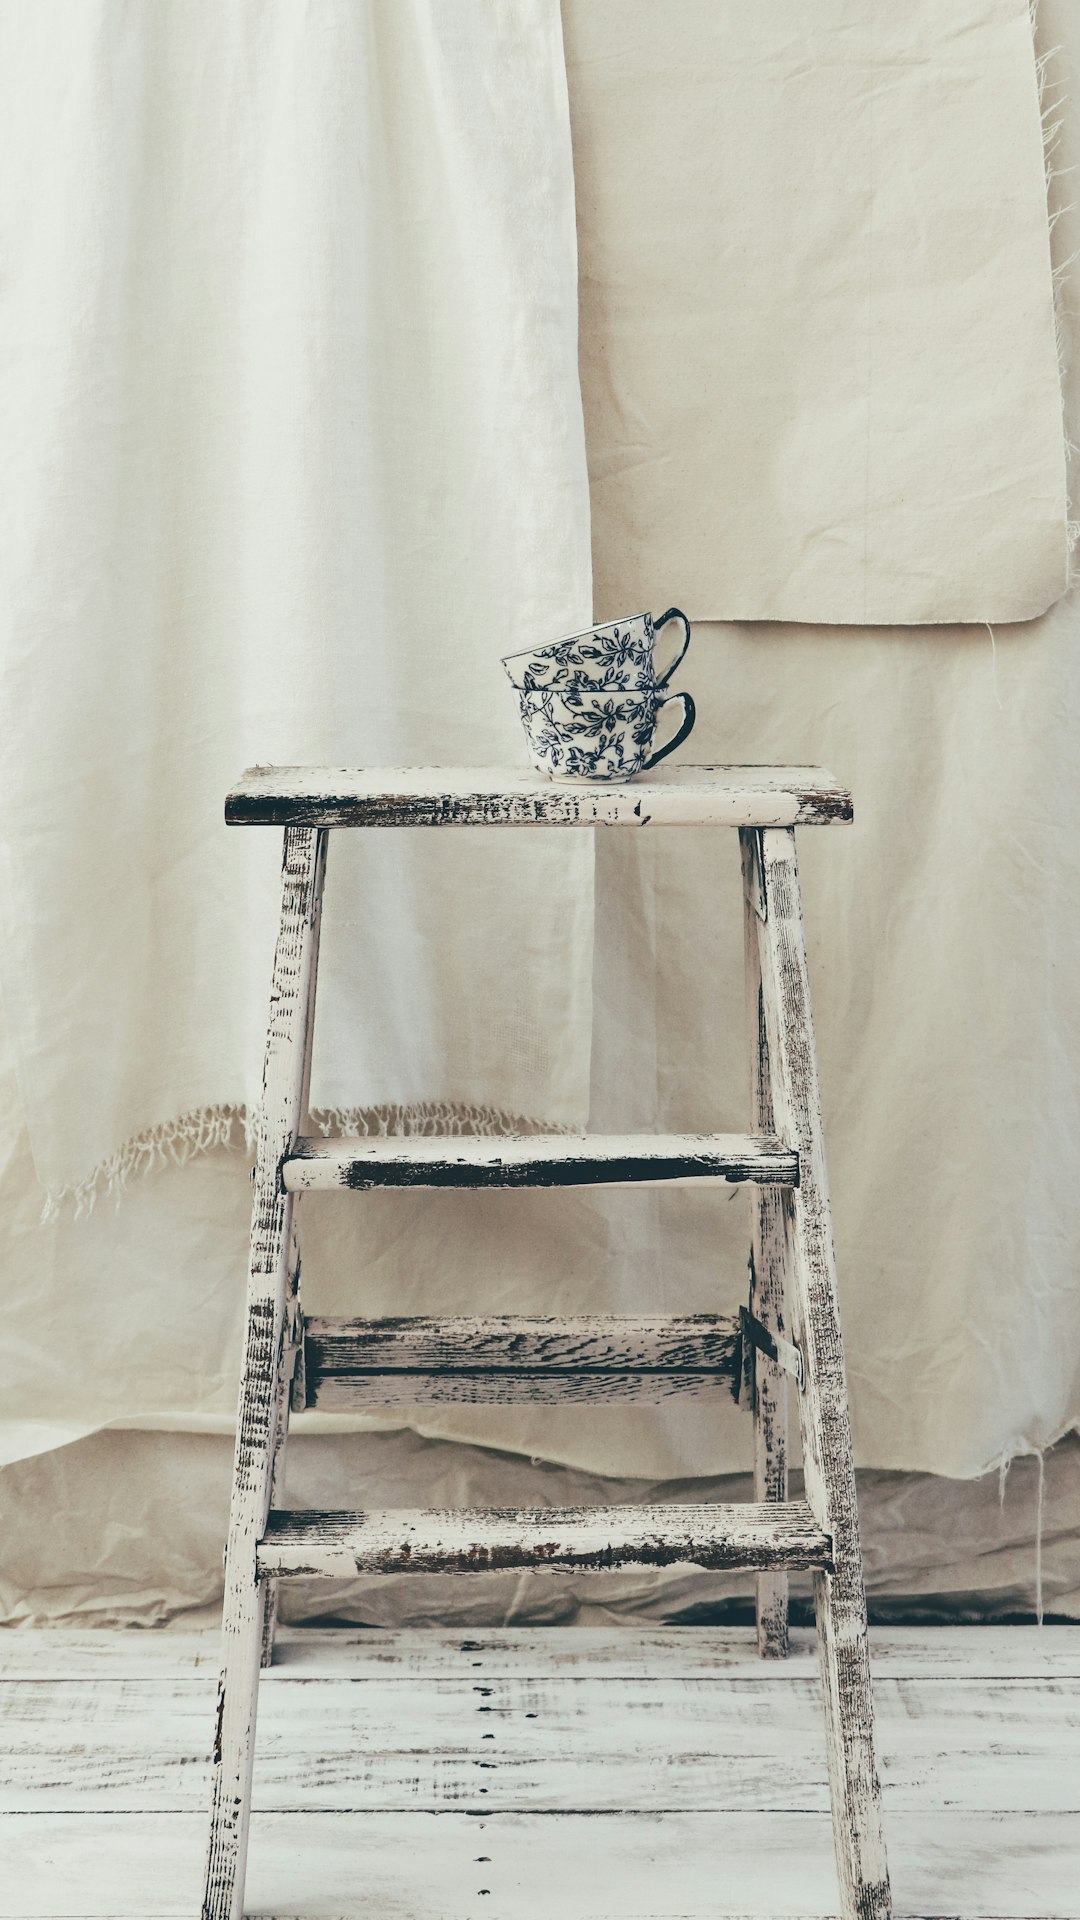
[2,1625,1079,1680]
[2,1628,1078,1917]
[2,1675,1077,1813]
[3,1810,1078,1918]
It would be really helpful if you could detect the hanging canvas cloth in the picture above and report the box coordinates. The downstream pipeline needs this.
[565,0,1067,624]
[0,0,593,1209]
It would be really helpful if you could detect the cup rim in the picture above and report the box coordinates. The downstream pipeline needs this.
[501,611,650,666]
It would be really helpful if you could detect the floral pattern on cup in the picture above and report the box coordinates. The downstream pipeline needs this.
[517,684,696,782]
[502,609,691,694]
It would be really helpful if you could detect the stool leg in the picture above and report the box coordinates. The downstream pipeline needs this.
[755,827,891,1920]
[257,1216,300,1669]
[202,826,327,1920]
[740,830,790,1660]
[259,843,324,1671]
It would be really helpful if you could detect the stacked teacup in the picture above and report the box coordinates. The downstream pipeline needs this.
[502,608,695,782]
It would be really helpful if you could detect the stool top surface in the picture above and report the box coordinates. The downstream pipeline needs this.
[226,764,852,829]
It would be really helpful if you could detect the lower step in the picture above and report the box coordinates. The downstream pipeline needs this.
[257,1502,832,1578]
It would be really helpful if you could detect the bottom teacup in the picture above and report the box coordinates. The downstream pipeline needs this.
[518,685,695,782]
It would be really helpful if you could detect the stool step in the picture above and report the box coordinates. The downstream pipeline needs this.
[282,1132,798,1191]
[256,1502,832,1577]
[300,1312,742,1408]
[225,763,853,828]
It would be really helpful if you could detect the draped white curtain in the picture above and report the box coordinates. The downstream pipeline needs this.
[0,0,593,1211]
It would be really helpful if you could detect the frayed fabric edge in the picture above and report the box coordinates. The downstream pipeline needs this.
[40,1099,576,1224]
[40,1104,249,1223]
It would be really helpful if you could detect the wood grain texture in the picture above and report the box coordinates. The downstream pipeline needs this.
[756,827,891,1920]
[8,1635,1076,1681]
[224,763,854,830]
[8,1628,1078,1912]
[262,838,327,1665]
[202,827,326,1920]
[7,1674,1079,1815]
[304,1369,742,1408]
[742,827,792,1660]
[282,1131,798,1191]
[256,1503,833,1579]
[6,1809,1077,1919]
[5,1627,1078,1682]
[301,1313,741,1407]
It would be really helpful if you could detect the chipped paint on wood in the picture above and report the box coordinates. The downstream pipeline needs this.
[305,1368,738,1407]
[261,832,326,1668]
[282,1132,798,1192]
[8,1622,1078,1680]
[301,1313,741,1408]
[202,826,326,1920]
[224,763,854,830]
[741,827,791,1661]
[755,827,891,1920]
[8,1660,1080,1817]
[256,1503,833,1580]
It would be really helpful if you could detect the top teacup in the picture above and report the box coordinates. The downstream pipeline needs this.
[502,608,691,694]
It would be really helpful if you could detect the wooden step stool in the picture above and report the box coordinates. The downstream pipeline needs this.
[203,764,891,1920]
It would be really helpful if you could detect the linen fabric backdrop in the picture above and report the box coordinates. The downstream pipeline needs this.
[0,0,594,1213]
[0,0,1079,1623]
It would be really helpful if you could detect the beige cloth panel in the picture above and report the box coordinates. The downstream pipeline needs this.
[565,0,1068,624]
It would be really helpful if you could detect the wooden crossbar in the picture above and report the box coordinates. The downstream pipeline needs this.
[299,1313,742,1408]
[257,1502,834,1579]
[282,1132,798,1191]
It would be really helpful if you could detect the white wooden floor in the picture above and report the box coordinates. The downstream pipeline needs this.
[1,1626,1078,1918]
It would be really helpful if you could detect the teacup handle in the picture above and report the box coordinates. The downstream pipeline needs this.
[652,607,691,689]
[642,691,696,771]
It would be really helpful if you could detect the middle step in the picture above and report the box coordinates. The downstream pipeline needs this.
[297,1313,745,1408]
[282,1132,798,1191]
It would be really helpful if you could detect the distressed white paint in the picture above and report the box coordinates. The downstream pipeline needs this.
[5,1674,1079,1815]
[754,826,890,1918]
[225,763,853,830]
[202,827,327,1920]
[301,1312,742,1408]
[282,1131,798,1191]
[8,1808,1079,1919]
[4,1635,1068,1681]
[742,826,791,1660]
[4,1626,1079,1682]
[256,1502,832,1579]
[3,1624,1079,1918]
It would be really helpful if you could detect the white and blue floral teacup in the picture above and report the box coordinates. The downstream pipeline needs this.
[517,684,696,781]
[502,609,691,694]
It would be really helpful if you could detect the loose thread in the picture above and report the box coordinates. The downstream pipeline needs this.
[1035,1448,1046,1629]
[985,623,1004,712]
